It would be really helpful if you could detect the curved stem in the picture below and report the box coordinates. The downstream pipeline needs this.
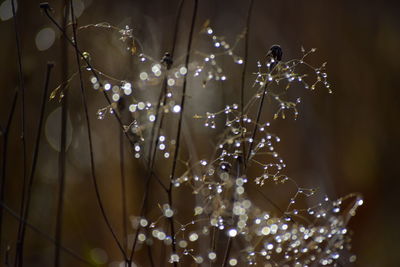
[69,0,128,260]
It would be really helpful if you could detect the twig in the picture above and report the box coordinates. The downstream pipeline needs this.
[11,0,28,263]
[119,130,128,253]
[167,0,199,266]
[0,202,95,267]
[0,91,18,255]
[239,0,255,169]
[245,82,269,164]
[0,0,22,254]
[15,63,54,267]
[128,0,186,264]
[69,0,128,260]
[54,2,70,266]
[41,7,136,147]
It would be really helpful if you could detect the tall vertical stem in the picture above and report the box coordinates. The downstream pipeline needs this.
[15,63,54,267]
[240,0,255,169]
[54,1,70,265]
[167,1,198,266]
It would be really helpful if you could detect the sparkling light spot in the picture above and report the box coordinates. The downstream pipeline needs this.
[139,72,148,80]
[149,114,156,122]
[129,104,137,112]
[229,258,238,266]
[261,226,271,235]
[189,233,198,242]
[208,252,217,260]
[179,67,187,75]
[137,102,145,110]
[112,94,120,102]
[172,105,181,113]
[167,78,175,86]
[228,228,237,237]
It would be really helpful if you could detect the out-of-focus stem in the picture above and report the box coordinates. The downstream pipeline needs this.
[168,1,199,266]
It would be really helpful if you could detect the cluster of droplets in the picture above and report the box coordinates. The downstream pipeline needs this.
[192,22,245,87]
[49,20,361,266]
[130,47,362,265]
[78,22,138,54]
[131,155,362,266]
[252,47,332,120]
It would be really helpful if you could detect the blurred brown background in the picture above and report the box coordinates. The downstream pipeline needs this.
[1,0,399,266]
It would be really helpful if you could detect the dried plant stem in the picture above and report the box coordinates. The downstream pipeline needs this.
[128,76,169,264]
[220,1,255,265]
[42,9,136,147]
[44,8,170,191]
[1,0,26,262]
[239,0,255,168]
[243,82,291,218]
[128,0,186,264]
[0,202,95,267]
[0,0,23,254]
[69,0,128,260]
[54,2,70,266]
[15,63,54,267]
[11,0,29,263]
[0,91,18,254]
[119,130,128,253]
[245,82,269,164]
[168,0,198,265]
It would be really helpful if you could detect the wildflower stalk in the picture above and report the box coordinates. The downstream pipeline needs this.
[12,0,28,263]
[0,92,18,256]
[0,0,23,253]
[15,63,54,267]
[128,0,186,263]
[239,0,255,168]
[54,1,70,265]
[42,7,137,147]
[69,0,128,260]
[220,1,255,265]
[0,203,94,266]
[245,81,269,164]
[167,0,198,265]
[119,130,128,253]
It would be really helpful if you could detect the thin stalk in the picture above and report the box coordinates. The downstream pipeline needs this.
[239,0,255,169]
[15,63,54,267]
[128,0,186,263]
[221,156,243,267]
[167,0,199,266]
[11,2,28,263]
[119,130,128,253]
[54,2,70,266]
[0,0,25,258]
[0,202,95,267]
[41,5,169,190]
[245,82,269,164]
[42,7,136,147]
[221,238,232,267]
[69,0,128,259]
[0,89,18,251]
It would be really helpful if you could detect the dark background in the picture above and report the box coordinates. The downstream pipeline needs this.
[1,0,399,266]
